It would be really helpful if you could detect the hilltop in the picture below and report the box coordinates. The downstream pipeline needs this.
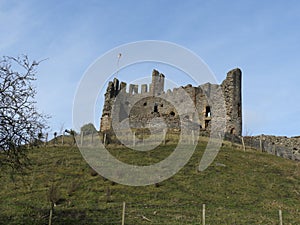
[0,139,299,224]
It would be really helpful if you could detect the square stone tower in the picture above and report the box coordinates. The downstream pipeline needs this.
[150,69,165,96]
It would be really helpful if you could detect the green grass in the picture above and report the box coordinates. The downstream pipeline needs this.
[0,140,299,224]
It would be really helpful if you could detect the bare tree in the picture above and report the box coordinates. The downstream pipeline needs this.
[0,55,48,172]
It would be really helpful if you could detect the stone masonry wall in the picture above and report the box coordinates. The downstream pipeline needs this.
[100,68,242,137]
[243,135,300,161]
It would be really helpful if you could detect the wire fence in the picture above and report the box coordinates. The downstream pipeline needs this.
[72,201,289,225]
[47,130,300,162]
[9,198,294,225]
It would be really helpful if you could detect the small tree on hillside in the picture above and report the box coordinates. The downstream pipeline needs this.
[0,55,48,172]
[65,129,77,145]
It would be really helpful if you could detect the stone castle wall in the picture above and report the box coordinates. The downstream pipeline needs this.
[243,135,300,161]
[100,68,242,136]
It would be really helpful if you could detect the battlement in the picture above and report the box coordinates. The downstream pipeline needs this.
[106,80,151,95]
[104,69,166,96]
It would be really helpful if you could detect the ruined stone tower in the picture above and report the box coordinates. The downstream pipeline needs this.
[100,68,242,136]
[222,68,242,135]
[150,69,165,96]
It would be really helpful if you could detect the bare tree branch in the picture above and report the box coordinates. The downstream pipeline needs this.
[0,55,49,172]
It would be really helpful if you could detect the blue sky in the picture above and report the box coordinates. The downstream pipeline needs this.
[1,0,300,137]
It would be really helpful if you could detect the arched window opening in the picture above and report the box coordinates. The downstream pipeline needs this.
[205,106,211,117]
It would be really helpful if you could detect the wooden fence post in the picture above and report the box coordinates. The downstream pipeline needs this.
[122,202,126,225]
[48,203,53,225]
[279,209,283,225]
[133,132,136,146]
[202,204,205,225]
[103,133,107,145]
[80,132,84,146]
[241,136,245,152]
[44,133,48,146]
[192,130,195,145]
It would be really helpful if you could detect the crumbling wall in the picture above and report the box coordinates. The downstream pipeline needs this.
[243,135,300,161]
[221,68,242,136]
[100,68,242,137]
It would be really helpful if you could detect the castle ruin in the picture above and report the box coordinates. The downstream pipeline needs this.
[100,68,242,136]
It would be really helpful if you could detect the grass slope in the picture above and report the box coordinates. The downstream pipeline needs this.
[0,140,299,224]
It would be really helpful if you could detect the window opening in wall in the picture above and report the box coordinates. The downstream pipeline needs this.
[205,106,211,117]
[154,103,158,113]
[169,111,175,116]
[143,102,147,106]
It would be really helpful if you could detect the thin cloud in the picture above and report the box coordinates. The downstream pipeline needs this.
[1,0,300,136]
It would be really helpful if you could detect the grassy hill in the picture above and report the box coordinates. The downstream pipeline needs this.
[0,139,299,224]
